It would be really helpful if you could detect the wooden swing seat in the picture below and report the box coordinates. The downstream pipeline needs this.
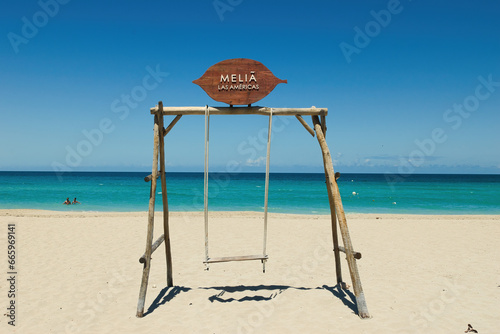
[203,255,268,264]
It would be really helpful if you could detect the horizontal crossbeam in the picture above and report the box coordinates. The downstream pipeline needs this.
[151,106,327,116]
[144,172,160,182]
[204,255,268,264]
[139,234,165,264]
[337,246,362,260]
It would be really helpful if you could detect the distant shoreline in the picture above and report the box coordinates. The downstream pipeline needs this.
[2,170,500,175]
[2,209,499,219]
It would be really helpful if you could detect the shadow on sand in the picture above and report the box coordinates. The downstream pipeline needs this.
[144,283,358,317]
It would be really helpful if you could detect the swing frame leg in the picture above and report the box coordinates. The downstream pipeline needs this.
[158,102,174,287]
[319,116,343,286]
[312,115,370,319]
[326,170,343,286]
[136,113,160,318]
[136,102,175,318]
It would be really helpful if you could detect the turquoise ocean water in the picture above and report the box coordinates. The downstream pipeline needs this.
[0,172,499,214]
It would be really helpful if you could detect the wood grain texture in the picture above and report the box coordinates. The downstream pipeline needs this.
[338,246,362,260]
[144,172,160,182]
[151,106,327,116]
[139,234,165,264]
[158,103,174,288]
[193,58,286,105]
[312,115,370,319]
[136,113,160,318]
[204,255,269,264]
[163,115,182,137]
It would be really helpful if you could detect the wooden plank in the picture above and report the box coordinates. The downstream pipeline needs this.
[139,234,165,264]
[204,255,268,264]
[158,102,174,288]
[193,58,287,106]
[136,113,160,318]
[163,115,182,137]
[295,115,315,137]
[312,115,370,319]
[151,106,327,116]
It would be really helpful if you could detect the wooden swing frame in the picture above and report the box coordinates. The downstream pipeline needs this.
[136,101,370,319]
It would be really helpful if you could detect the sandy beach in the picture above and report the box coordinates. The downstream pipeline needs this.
[1,210,499,333]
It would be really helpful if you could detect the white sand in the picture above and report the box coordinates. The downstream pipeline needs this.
[1,210,499,333]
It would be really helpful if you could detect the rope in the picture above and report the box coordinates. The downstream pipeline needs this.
[204,105,210,268]
[262,108,273,273]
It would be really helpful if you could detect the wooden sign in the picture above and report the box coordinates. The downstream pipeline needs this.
[193,58,287,106]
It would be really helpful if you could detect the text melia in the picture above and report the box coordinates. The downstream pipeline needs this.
[193,58,286,105]
[218,71,259,91]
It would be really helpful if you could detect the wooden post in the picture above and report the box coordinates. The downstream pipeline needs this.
[312,115,370,319]
[157,101,174,287]
[327,173,341,282]
[321,114,327,135]
[136,113,161,318]
[319,116,342,285]
[330,184,343,285]
[324,163,343,285]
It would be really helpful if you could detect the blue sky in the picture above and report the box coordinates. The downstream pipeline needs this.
[1,0,499,174]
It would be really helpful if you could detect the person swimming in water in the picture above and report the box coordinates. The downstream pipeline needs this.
[72,197,80,204]
[63,197,71,205]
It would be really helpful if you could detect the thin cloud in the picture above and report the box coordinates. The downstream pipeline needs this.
[245,156,266,166]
